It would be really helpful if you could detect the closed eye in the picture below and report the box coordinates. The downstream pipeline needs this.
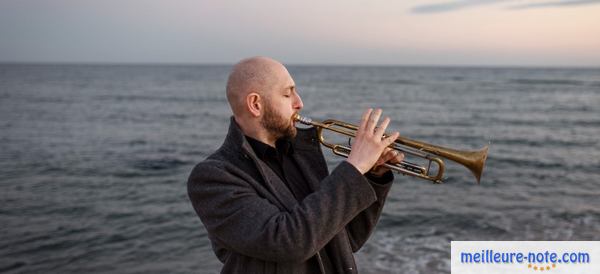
[284,86,295,98]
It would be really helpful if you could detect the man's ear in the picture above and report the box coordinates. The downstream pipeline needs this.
[246,92,262,117]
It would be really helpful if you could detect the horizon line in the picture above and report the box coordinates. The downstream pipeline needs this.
[1,60,599,70]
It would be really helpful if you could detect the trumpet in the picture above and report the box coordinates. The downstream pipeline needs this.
[293,114,488,184]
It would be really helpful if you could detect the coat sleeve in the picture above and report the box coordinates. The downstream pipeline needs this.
[345,171,394,252]
[187,160,378,263]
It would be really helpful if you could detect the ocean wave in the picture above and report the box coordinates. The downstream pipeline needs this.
[490,118,600,128]
[380,79,420,85]
[93,94,226,104]
[0,261,27,272]
[379,212,511,237]
[129,157,190,172]
[491,137,597,148]
[508,78,588,86]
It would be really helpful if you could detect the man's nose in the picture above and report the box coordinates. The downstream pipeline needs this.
[293,93,303,110]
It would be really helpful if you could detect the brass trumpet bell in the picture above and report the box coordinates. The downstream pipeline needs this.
[294,114,488,184]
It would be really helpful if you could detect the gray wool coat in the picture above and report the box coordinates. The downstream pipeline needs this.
[187,117,393,274]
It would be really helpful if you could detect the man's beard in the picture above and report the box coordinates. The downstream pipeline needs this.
[260,103,297,141]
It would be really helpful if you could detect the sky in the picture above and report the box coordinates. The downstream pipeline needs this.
[0,0,599,67]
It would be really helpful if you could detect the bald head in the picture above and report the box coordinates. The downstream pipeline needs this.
[226,56,288,116]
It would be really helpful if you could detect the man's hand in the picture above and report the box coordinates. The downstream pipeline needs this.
[369,148,405,177]
[346,108,400,174]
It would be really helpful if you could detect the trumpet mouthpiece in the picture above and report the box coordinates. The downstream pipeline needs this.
[293,114,313,125]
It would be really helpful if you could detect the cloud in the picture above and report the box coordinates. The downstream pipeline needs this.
[411,0,507,14]
[508,0,600,10]
[411,0,600,14]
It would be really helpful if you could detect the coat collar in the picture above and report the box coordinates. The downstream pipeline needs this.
[245,135,294,161]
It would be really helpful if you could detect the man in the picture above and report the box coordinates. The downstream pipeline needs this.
[188,56,404,273]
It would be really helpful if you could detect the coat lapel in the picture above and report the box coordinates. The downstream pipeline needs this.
[291,151,322,192]
[292,128,330,192]
[225,117,328,212]
[242,141,298,212]
[226,117,297,212]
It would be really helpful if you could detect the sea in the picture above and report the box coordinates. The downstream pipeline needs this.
[1,64,599,274]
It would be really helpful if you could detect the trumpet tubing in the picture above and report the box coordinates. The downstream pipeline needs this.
[294,114,488,184]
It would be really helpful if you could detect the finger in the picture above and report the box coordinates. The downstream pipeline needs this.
[374,116,390,138]
[376,148,392,166]
[379,151,394,166]
[389,151,405,164]
[371,165,381,173]
[383,131,400,147]
[358,108,373,134]
[366,108,382,135]
[396,152,405,163]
